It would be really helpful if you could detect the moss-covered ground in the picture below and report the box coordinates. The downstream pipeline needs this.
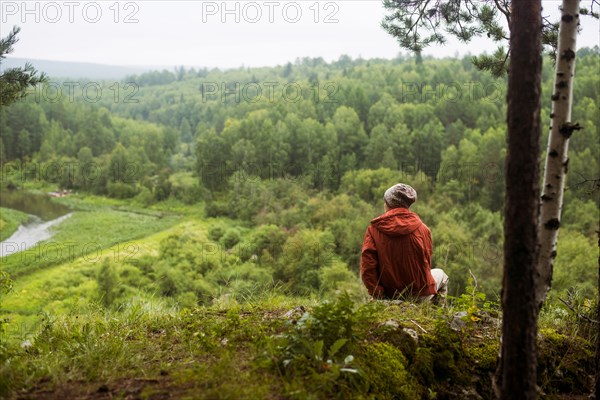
[1,295,596,399]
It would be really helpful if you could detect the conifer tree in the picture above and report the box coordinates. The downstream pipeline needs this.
[0,27,46,108]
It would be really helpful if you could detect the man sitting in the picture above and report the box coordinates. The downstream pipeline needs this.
[360,183,448,302]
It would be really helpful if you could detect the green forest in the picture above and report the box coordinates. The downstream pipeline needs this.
[1,49,599,398]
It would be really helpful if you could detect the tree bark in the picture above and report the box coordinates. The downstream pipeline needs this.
[500,0,543,398]
[537,0,581,308]
[596,219,599,399]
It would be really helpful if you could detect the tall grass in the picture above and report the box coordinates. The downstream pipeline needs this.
[0,208,30,241]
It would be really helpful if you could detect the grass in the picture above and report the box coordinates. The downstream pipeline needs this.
[0,190,238,345]
[0,191,190,345]
[1,297,289,399]
[0,218,212,340]
[0,207,30,241]
[0,208,182,278]
[1,294,595,400]
[0,191,596,399]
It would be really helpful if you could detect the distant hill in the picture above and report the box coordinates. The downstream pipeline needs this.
[0,58,160,80]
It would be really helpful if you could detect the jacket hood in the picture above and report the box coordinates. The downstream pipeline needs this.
[370,207,423,237]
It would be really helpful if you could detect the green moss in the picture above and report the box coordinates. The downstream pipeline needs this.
[538,328,594,395]
[464,340,499,371]
[464,340,500,398]
[411,347,435,385]
[372,325,418,362]
[423,321,470,384]
[360,342,423,400]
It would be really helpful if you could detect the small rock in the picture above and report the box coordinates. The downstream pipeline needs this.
[402,328,419,343]
[383,319,400,329]
[484,315,501,327]
[20,340,32,349]
[283,306,306,320]
[451,311,468,331]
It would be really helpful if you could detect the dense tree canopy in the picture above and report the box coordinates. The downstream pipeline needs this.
[1,50,598,297]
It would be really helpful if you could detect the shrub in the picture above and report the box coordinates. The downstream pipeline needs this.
[134,186,154,206]
[96,258,120,307]
[208,225,226,241]
[244,224,287,260]
[276,228,336,293]
[220,228,242,249]
[107,181,139,199]
[169,172,203,204]
[319,261,362,299]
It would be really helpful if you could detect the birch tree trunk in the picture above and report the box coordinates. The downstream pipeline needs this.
[500,0,543,397]
[536,0,581,308]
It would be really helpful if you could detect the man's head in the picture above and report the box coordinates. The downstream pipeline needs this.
[383,183,417,210]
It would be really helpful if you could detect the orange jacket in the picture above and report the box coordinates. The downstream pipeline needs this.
[360,207,436,298]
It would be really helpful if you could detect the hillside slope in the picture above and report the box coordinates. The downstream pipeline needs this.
[1,295,595,399]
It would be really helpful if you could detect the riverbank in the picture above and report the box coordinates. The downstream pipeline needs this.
[0,208,30,241]
[0,191,189,341]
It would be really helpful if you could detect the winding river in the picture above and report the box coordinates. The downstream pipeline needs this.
[0,191,72,257]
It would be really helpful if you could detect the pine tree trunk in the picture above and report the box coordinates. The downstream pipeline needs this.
[500,0,543,397]
[536,0,581,308]
[596,220,599,399]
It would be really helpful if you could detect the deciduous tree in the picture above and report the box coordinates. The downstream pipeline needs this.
[537,0,582,307]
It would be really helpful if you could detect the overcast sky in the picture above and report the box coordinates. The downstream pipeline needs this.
[1,0,599,69]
